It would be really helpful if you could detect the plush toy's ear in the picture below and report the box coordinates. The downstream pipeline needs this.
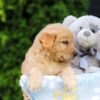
[39,33,56,50]
[62,15,77,28]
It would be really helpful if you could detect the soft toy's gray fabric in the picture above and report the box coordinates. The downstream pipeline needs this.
[63,15,100,74]
[63,15,77,27]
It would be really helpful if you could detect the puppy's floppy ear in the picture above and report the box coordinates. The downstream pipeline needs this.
[39,33,56,50]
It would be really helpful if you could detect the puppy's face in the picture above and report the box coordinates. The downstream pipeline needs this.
[39,24,76,62]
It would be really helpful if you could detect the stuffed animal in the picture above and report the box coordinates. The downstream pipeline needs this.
[63,15,100,74]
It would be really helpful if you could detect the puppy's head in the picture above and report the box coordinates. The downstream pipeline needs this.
[39,23,76,62]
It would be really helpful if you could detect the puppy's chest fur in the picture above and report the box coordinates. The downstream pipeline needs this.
[35,55,67,75]
[41,61,66,75]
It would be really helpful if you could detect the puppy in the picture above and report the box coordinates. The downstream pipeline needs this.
[21,23,77,100]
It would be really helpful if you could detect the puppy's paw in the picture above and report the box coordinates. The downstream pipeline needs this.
[63,79,77,90]
[28,76,42,91]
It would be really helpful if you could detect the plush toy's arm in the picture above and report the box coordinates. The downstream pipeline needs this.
[62,15,77,28]
[96,52,100,67]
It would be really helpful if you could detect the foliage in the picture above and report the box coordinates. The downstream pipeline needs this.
[0,0,89,100]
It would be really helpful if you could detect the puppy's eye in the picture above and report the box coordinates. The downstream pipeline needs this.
[62,40,69,45]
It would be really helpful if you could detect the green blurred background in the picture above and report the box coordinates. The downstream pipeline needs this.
[0,0,89,100]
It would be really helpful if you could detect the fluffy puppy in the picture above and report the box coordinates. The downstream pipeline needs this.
[21,23,77,100]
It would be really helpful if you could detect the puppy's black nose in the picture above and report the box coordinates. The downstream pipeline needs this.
[73,51,77,57]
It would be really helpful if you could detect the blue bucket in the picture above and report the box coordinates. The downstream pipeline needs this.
[19,71,100,100]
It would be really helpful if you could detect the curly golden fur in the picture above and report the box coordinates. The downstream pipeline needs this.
[21,23,77,100]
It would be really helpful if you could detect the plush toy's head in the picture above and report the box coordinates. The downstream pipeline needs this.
[77,29,96,48]
[63,15,100,51]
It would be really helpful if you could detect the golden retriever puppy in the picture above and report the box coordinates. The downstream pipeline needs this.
[21,23,77,100]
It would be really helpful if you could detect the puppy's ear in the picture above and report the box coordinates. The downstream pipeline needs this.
[39,33,56,50]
